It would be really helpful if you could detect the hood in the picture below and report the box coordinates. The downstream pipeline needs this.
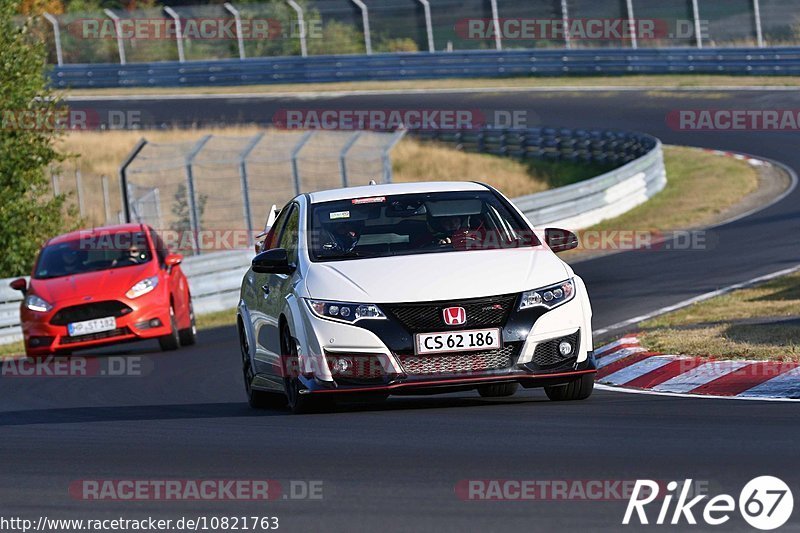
[29,263,156,304]
[304,248,570,303]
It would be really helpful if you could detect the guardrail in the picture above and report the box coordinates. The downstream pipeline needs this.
[51,46,800,89]
[0,126,665,347]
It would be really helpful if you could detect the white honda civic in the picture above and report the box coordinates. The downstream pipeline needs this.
[237,181,595,413]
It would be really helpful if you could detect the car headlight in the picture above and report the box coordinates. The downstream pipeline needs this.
[519,279,575,310]
[126,276,159,299]
[25,294,52,312]
[306,299,386,324]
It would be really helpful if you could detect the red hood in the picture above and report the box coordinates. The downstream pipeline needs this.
[29,263,157,304]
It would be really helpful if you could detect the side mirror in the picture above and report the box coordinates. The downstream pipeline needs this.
[545,228,579,253]
[9,278,27,294]
[252,248,295,275]
[165,253,183,267]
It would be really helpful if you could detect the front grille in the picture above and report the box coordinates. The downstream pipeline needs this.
[399,344,518,376]
[384,294,518,333]
[532,332,580,367]
[60,327,131,344]
[51,301,132,326]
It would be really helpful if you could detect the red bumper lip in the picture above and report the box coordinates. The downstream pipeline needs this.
[306,369,597,395]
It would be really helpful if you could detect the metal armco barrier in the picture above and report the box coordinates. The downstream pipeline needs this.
[0,126,665,346]
[51,47,800,89]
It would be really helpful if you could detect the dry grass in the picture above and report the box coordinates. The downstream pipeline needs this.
[639,270,800,361]
[60,75,800,97]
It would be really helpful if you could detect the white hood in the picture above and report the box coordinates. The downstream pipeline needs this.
[304,248,570,303]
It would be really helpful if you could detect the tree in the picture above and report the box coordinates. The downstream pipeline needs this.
[0,0,75,277]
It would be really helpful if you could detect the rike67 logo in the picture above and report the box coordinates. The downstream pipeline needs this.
[624,477,794,530]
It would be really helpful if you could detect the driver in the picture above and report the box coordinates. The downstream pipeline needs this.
[114,244,146,266]
[321,220,363,253]
[430,215,470,245]
[60,248,81,274]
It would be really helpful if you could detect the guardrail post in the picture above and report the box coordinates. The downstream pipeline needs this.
[42,12,63,66]
[350,0,372,55]
[75,168,85,217]
[287,0,308,57]
[753,0,764,48]
[560,0,572,49]
[691,0,703,49]
[625,0,637,50]
[381,129,407,183]
[51,172,60,196]
[339,131,362,188]
[239,132,264,247]
[185,135,212,254]
[164,6,186,63]
[119,138,147,223]
[290,131,315,196]
[103,9,127,65]
[223,2,246,59]
[102,175,112,223]
[416,0,435,52]
[490,0,502,50]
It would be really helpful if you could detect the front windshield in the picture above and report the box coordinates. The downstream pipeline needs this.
[34,232,152,279]
[308,191,539,262]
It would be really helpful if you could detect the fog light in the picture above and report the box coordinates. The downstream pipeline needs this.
[333,357,352,373]
[559,341,573,356]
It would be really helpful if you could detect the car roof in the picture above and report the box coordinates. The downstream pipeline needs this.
[307,181,489,204]
[46,223,147,246]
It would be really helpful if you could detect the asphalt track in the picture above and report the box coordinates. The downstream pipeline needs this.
[1,89,799,532]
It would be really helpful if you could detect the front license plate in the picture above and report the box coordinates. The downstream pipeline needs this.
[415,328,502,355]
[68,316,116,337]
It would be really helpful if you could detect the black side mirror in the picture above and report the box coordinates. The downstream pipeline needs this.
[252,248,295,275]
[9,278,27,295]
[545,228,579,253]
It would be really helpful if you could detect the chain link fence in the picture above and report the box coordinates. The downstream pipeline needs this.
[29,0,800,66]
[119,129,406,255]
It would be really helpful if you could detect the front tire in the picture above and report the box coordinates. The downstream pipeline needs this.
[282,323,334,414]
[158,304,180,351]
[178,300,197,346]
[544,374,594,401]
[477,382,519,398]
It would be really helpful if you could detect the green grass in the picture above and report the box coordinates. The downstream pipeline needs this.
[60,74,800,97]
[639,270,800,361]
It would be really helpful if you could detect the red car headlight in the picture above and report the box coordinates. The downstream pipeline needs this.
[126,276,159,299]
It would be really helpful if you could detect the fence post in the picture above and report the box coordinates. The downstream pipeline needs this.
[416,0,435,52]
[102,175,112,223]
[381,129,407,183]
[223,3,246,60]
[753,0,764,47]
[625,0,637,50]
[42,13,63,66]
[560,0,572,49]
[103,9,127,65]
[185,135,212,255]
[350,0,372,55]
[290,131,315,196]
[339,131,363,188]
[287,0,308,57]
[490,0,502,50]
[119,138,148,223]
[164,6,186,62]
[75,168,85,217]
[51,172,60,196]
[691,0,703,49]
[239,132,264,247]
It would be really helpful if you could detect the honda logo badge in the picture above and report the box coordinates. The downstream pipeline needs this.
[443,307,467,326]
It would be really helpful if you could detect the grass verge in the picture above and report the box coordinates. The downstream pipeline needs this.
[563,146,760,261]
[61,74,800,97]
[638,270,800,361]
